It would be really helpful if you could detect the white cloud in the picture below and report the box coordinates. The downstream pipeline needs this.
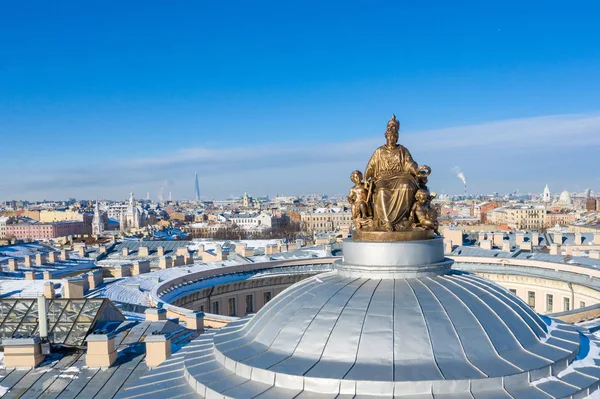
[120,112,600,170]
[401,113,600,151]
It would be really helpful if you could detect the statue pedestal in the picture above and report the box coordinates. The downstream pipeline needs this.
[352,228,434,242]
[336,237,453,279]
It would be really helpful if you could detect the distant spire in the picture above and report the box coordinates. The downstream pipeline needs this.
[92,196,103,236]
[194,171,200,201]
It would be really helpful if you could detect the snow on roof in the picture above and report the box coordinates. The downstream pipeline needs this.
[0,242,57,263]
[102,244,333,306]
[188,239,283,252]
[0,279,63,298]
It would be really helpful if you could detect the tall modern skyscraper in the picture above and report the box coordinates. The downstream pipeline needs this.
[194,171,200,201]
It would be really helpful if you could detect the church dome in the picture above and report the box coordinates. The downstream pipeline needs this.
[559,189,572,204]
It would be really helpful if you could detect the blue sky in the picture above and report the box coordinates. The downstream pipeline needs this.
[1,1,599,201]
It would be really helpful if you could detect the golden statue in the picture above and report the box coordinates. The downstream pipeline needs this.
[410,189,440,235]
[347,170,373,229]
[350,114,438,241]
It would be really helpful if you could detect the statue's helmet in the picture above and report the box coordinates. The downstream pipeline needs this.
[386,114,400,134]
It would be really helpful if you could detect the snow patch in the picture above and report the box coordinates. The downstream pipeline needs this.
[541,318,558,343]
[558,338,600,378]
[58,374,79,379]
[584,388,600,398]
[62,366,80,373]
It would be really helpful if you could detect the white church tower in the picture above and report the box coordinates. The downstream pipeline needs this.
[91,198,104,236]
[543,184,551,203]
[125,192,141,230]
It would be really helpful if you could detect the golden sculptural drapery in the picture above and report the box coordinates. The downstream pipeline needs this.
[365,144,419,231]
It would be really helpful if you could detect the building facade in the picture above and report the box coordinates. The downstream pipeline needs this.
[0,216,10,239]
[504,206,546,231]
[6,221,85,240]
[300,208,352,233]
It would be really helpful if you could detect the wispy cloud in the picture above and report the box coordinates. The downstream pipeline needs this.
[3,112,600,199]
[120,112,600,171]
[403,113,600,150]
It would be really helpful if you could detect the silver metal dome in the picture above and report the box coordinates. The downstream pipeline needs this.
[118,239,600,398]
[214,271,574,383]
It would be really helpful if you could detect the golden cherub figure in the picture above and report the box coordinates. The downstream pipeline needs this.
[348,170,373,229]
[409,189,440,235]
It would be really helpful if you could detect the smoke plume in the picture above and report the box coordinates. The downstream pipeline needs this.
[157,179,175,202]
[452,166,467,193]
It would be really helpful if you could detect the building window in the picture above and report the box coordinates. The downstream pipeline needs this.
[527,291,535,307]
[228,297,236,316]
[263,291,272,304]
[509,289,517,295]
[246,294,254,314]
[563,298,570,312]
[212,301,219,315]
[580,301,586,308]
[546,294,553,312]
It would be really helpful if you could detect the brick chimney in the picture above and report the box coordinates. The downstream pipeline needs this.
[44,282,56,299]
[184,311,205,332]
[85,332,117,368]
[145,308,167,322]
[113,264,131,278]
[60,249,70,261]
[35,253,47,266]
[47,251,59,263]
[132,260,150,276]
[87,270,104,290]
[23,255,34,267]
[8,258,18,271]
[479,240,492,250]
[2,336,44,368]
[553,233,563,245]
[176,247,189,256]
[173,255,184,267]
[159,256,172,269]
[515,233,525,245]
[145,333,171,368]
[63,278,86,299]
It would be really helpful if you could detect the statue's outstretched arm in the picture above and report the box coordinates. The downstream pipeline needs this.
[365,151,377,181]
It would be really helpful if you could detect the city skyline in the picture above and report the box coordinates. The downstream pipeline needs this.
[1,2,599,200]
